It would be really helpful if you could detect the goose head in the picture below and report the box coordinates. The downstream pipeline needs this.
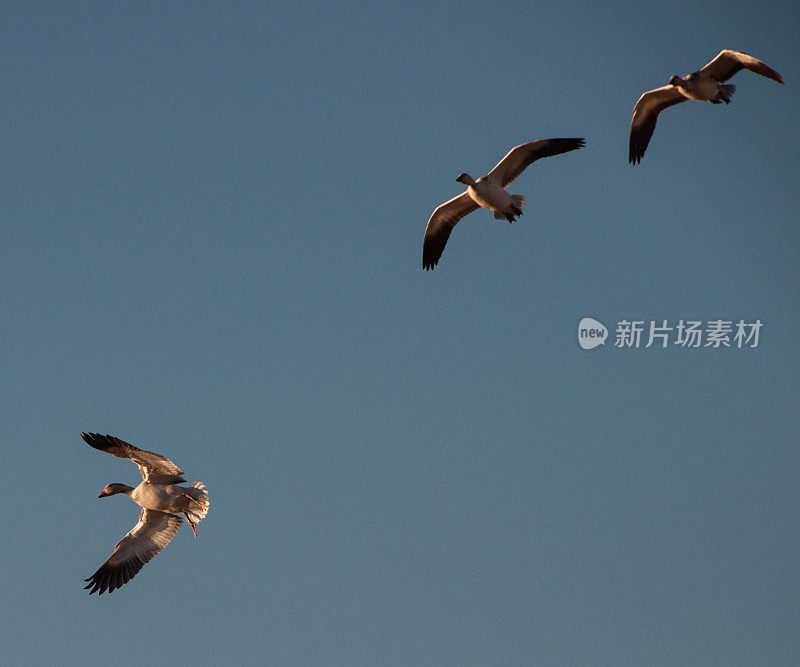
[455,173,477,187]
[98,483,134,498]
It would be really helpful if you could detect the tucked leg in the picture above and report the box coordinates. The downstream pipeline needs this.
[183,512,198,538]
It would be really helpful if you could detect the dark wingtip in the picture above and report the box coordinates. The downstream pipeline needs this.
[557,138,585,151]
[81,432,116,452]
[422,253,438,271]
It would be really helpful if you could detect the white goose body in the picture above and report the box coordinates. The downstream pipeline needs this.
[129,481,199,514]
[462,176,515,213]
[669,73,727,102]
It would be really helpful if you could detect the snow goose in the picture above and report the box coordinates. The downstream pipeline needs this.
[629,50,784,164]
[423,138,585,269]
[82,432,209,595]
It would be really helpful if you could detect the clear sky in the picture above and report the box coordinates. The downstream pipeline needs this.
[1,1,798,664]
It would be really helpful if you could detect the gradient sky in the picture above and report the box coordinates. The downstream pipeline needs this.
[1,1,798,664]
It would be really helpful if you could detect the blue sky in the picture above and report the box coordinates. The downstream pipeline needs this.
[1,1,798,664]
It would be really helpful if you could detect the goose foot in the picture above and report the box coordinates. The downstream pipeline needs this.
[184,493,205,509]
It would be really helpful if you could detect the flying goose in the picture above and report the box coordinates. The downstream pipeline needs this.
[422,138,585,270]
[82,432,209,595]
[629,50,784,164]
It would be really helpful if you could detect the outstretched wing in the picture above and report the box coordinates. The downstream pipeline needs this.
[82,432,185,483]
[699,50,784,84]
[423,192,479,270]
[84,509,182,595]
[486,138,585,187]
[628,85,687,164]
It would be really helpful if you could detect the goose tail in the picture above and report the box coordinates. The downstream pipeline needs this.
[718,83,736,104]
[185,481,210,525]
[493,195,526,223]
